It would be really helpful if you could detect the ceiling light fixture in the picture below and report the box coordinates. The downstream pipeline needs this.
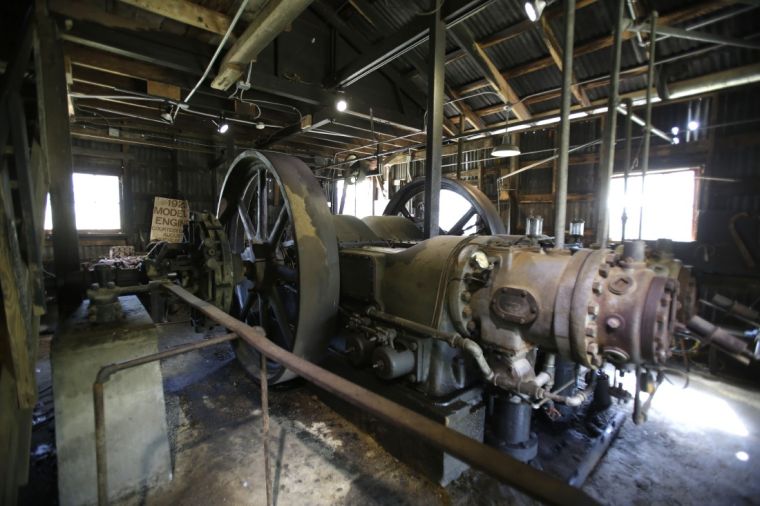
[524,0,548,22]
[213,115,230,134]
[688,120,699,131]
[671,126,680,135]
[160,103,174,123]
[256,122,266,130]
[336,98,348,112]
[491,104,521,158]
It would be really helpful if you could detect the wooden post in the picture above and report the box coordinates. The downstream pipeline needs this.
[34,4,80,299]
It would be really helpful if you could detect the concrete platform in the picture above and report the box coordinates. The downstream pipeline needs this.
[53,296,171,505]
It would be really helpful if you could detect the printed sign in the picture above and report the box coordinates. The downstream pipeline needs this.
[150,197,189,243]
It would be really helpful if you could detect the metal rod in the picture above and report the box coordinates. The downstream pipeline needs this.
[423,1,446,238]
[261,353,273,506]
[595,0,627,248]
[630,22,760,51]
[638,12,658,240]
[94,332,239,505]
[621,98,633,241]
[163,283,600,506]
[456,113,465,180]
[554,0,576,250]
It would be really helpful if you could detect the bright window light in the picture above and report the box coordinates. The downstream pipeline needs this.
[44,173,122,231]
[336,178,387,218]
[608,169,695,242]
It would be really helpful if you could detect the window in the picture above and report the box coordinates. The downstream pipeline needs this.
[44,173,122,231]
[608,169,696,242]
[335,178,389,218]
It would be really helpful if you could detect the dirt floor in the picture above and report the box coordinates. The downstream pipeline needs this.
[20,312,760,506]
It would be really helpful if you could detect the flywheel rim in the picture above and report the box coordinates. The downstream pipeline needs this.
[217,150,339,383]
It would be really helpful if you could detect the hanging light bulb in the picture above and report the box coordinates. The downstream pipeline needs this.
[336,98,348,112]
[687,120,699,131]
[491,104,521,158]
[524,0,548,22]
[213,115,230,134]
[671,126,680,136]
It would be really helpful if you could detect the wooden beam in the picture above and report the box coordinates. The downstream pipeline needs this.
[212,0,313,90]
[118,0,231,35]
[538,16,591,107]
[472,42,531,120]
[446,84,486,130]
[449,24,531,120]
[34,10,81,297]
[455,0,735,97]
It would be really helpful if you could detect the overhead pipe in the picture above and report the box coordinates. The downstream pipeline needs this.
[553,0,576,250]
[661,63,760,100]
[638,12,658,240]
[594,0,627,248]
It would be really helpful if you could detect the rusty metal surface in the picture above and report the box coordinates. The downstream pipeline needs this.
[163,282,600,506]
[217,150,340,383]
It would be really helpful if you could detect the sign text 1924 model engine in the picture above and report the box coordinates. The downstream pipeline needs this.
[213,150,682,485]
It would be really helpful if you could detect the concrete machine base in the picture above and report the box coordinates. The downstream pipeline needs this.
[52,296,171,505]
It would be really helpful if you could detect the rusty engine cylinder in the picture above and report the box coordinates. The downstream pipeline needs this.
[446,237,677,372]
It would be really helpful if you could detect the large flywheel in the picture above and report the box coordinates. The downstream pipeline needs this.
[217,151,339,383]
[384,177,506,236]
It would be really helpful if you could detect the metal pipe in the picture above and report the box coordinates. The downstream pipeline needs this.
[456,113,465,180]
[180,0,249,108]
[595,0,627,248]
[423,1,446,238]
[630,22,760,51]
[621,98,633,241]
[553,0,576,250]
[260,352,273,506]
[164,283,599,505]
[366,307,495,381]
[638,12,658,240]
[94,332,239,505]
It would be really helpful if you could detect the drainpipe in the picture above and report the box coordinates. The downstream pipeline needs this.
[638,12,657,240]
[595,0,627,248]
[554,0,576,250]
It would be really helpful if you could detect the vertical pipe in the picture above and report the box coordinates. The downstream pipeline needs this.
[638,11,658,240]
[94,383,108,506]
[594,0,627,248]
[621,98,633,241]
[553,0,576,250]
[423,0,446,238]
[456,114,465,180]
[261,353,272,506]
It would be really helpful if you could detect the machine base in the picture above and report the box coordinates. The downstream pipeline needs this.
[535,405,626,486]
[317,352,485,486]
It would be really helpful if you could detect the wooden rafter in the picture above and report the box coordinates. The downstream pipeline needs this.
[446,84,486,130]
[472,42,531,120]
[118,0,231,35]
[455,0,735,97]
[538,16,591,107]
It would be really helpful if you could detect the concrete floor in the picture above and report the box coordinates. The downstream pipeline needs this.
[22,313,760,505]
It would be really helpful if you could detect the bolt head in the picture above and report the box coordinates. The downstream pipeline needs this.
[466,321,477,332]
[606,316,622,330]
[598,265,610,278]
[587,303,600,316]
[462,305,472,318]
[461,291,472,302]
[592,280,603,294]
[585,324,598,338]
